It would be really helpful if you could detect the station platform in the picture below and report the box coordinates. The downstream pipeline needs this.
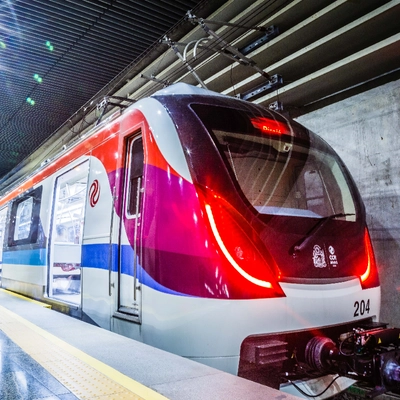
[0,288,300,400]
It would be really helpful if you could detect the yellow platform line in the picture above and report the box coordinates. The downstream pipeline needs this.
[0,305,168,400]
[0,288,52,308]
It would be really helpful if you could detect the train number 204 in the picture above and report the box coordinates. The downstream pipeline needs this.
[354,299,370,317]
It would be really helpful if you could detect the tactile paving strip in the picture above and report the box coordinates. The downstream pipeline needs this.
[0,305,168,400]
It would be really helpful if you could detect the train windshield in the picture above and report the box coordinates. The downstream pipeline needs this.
[192,104,356,221]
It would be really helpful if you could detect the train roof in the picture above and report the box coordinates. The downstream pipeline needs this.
[151,82,226,98]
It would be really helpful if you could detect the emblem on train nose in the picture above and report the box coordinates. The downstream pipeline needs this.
[328,245,338,267]
[312,245,327,268]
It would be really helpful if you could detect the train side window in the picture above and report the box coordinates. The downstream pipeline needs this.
[126,136,144,217]
[14,197,33,240]
[8,186,42,246]
[0,207,8,264]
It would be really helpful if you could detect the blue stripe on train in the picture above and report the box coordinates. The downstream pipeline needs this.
[2,248,47,266]
[82,243,188,296]
[81,243,140,275]
[81,243,119,272]
[2,244,131,273]
[2,244,187,297]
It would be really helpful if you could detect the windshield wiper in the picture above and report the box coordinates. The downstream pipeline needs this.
[289,213,355,257]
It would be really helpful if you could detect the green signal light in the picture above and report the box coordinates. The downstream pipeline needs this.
[0,41,6,49]
[26,97,35,106]
[45,41,54,51]
[33,74,43,83]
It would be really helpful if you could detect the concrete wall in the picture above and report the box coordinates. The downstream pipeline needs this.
[296,79,400,328]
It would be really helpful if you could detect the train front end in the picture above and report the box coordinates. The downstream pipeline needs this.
[142,84,381,391]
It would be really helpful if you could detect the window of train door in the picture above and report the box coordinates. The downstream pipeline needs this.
[0,207,8,278]
[118,135,143,318]
[48,161,89,305]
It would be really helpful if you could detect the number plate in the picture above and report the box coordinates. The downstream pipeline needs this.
[354,299,371,317]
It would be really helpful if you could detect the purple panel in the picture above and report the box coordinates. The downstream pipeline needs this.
[141,164,209,256]
[139,164,221,297]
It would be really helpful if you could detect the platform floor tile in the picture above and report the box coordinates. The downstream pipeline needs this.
[0,305,167,400]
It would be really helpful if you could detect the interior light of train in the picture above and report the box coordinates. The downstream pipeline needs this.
[205,204,273,289]
[250,117,288,135]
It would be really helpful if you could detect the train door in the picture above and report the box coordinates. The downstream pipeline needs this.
[48,161,89,305]
[0,207,8,280]
[118,134,143,320]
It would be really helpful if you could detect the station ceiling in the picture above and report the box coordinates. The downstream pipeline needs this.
[0,0,225,180]
[0,0,399,192]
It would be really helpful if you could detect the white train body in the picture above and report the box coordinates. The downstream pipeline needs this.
[0,84,381,389]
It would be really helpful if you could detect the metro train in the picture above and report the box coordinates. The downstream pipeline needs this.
[0,83,385,396]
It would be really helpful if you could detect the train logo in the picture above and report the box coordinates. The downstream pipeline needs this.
[312,244,327,268]
[328,245,338,267]
[89,179,100,207]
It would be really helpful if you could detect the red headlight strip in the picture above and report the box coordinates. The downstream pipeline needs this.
[361,229,373,283]
[205,204,273,289]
